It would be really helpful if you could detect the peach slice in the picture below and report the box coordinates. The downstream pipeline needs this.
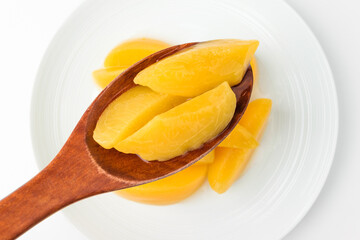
[93,38,170,89]
[104,38,170,67]
[115,82,236,161]
[218,124,258,149]
[208,148,251,194]
[194,150,215,166]
[93,86,185,149]
[239,98,272,138]
[117,164,207,205]
[250,57,257,83]
[92,66,126,89]
[134,39,259,97]
[208,98,272,194]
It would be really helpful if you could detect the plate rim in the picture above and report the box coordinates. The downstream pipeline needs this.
[274,2,339,239]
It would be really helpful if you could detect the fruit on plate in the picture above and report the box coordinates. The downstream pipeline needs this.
[208,98,272,193]
[117,164,207,205]
[238,98,272,138]
[104,38,170,67]
[92,66,126,89]
[93,38,170,89]
[194,150,215,166]
[134,39,259,97]
[218,124,258,149]
[115,82,236,161]
[93,86,185,149]
[208,148,251,194]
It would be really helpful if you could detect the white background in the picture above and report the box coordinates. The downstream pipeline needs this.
[0,0,359,239]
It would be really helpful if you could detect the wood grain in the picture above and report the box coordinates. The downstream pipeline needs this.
[0,42,253,240]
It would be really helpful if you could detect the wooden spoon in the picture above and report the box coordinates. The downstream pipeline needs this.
[0,42,253,240]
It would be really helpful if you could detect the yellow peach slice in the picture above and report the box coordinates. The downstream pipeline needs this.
[104,38,170,67]
[134,39,259,97]
[92,66,126,89]
[93,86,185,149]
[117,164,207,205]
[115,82,236,161]
[208,98,272,193]
[218,124,258,149]
[239,98,272,138]
[194,150,215,166]
[208,148,250,194]
[250,57,257,83]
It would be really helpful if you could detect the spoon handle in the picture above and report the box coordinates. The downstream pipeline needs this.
[0,124,120,239]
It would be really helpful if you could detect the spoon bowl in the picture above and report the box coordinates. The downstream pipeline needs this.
[86,42,254,183]
[0,42,253,240]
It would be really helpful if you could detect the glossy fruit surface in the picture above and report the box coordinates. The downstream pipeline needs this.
[115,82,236,161]
[93,86,185,149]
[218,124,258,149]
[92,66,126,89]
[208,99,272,193]
[104,38,170,67]
[117,164,207,205]
[134,39,259,97]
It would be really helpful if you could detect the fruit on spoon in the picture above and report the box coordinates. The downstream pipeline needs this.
[94,39,257,158]
[134,39,258,97]
[115,82,236,161]
[93,39,258,90]
[250,58,257,83]
[93,86,185,149]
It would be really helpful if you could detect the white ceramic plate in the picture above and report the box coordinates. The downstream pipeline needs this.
[31,0,338,239]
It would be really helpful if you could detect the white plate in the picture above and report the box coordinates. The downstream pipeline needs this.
[30,0,338,239]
